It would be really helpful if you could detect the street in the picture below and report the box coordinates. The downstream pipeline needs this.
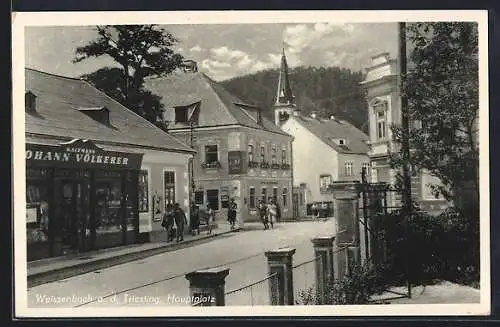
[27,219,336,307]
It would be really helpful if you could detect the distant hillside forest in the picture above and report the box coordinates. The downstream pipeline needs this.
[221,66,369,133]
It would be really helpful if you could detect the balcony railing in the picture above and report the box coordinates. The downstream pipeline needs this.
[280,163,291,170]
[260,161,270,169]
[248,161,260,168]
[201,161,221,169]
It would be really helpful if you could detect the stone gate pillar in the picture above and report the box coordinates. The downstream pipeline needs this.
[330,182,362,274]
[185,267,230,306]
[311,236,335,304]
[265,247,296,305]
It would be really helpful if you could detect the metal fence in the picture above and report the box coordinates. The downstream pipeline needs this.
[224,273,278,306]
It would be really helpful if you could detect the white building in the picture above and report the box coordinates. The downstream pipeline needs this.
[273,49,370,216]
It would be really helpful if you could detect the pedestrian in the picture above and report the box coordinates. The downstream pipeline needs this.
[275,202,281,223]
[161,203,175,242]
[267,198,277,229]
[190,202,200,236]
[227,198,237,230]
[258,200,268,229]
[174,203,188,242]
[205,203,214,235]
[312,202,319,221]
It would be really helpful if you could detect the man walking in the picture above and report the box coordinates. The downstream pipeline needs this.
[258,200,268,229]
[190,202,200,236]
[162,204,175,242]
[174,203,188,242]
[227,198,237,230]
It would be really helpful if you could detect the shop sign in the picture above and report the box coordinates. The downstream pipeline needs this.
[26,139,143,170]
[228,151,245,175]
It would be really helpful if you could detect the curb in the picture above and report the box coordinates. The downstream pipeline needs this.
[27,228,240,288]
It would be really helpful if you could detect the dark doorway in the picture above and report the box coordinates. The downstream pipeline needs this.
[55,178,91,254]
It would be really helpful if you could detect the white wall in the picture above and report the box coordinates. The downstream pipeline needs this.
[281,117,338,203]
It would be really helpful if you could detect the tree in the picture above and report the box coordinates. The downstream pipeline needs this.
[390,22,479,213]
[74,25,184,122]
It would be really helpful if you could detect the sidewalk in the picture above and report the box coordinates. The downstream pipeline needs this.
[27,223,240,288]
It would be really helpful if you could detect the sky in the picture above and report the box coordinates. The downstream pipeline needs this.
[25,23,398,82]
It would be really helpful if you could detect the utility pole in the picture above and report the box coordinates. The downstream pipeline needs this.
[399,21,412,299]
[190,120,196,200]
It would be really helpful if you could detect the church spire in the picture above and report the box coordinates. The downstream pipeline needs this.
[275,48,295,106]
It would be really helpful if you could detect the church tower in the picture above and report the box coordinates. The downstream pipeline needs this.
[273,48,298,126]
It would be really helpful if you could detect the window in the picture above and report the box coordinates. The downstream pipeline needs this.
[175,107,188,123]
[272,187,278,204]
[206,189,219,210]
[281,149,286,164]
[95,172,123,235]
[260,145,266,162]
[338,139,345,145]
[194,191,204,205]
[282,188,288,207]
[299,193,304,206]
[261,187,267,202]
[271,145,277,164]
[319,174,332,190]
[248,144,254,162]
[362,162,370,174]
[205,145,218,164]
[249,187,256,208]
[374,102,388,140]
[138,170,149,213]
[344,162,353,176]
[164,171,176,210]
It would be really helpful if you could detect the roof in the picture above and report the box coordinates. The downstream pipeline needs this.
[144,71,290,136]
[24,68,195,153]
[293,115,369,154]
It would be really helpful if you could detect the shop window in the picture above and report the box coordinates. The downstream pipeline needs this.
[249,187,256,208]
[282,188,288,207]
[320,174,332,191]
[164,171,176,209]
[138,170,149,213]
[95,177,123,235]
[26,179,50,245]
[205,145,218,164]
[272,187,278,204]
[206,189,219,211]
[299,193,304,206]
[194,191,204,205]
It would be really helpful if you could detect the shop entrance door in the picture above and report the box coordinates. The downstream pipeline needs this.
[58,179,91,253]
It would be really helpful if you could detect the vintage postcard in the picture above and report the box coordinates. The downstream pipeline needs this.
[12,10,490,317]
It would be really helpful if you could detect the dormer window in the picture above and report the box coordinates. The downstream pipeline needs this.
[330,138,348,146]
[25,91,37,113]
[77,106,110,125]
[175,107,189,123]
[338,139,346,145]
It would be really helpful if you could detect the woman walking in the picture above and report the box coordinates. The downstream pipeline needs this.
[267,199,277,229]
[205,203,214,235]
[190,202,200,236]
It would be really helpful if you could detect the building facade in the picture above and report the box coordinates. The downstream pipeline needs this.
[273,50,370,216]
[146,64,294,223]
[360,53,450,214]
[25,68,194,261]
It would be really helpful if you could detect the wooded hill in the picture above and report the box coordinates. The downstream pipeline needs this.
[221,66,369,133]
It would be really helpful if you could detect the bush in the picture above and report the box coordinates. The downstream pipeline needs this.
[296,264,392,305]
[374,206,479,286]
